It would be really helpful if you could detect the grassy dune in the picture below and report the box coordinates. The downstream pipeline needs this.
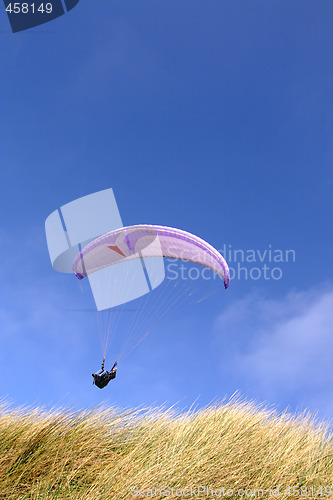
[0,397,332,499]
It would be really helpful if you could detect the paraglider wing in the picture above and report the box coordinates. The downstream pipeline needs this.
[72,225,230,289]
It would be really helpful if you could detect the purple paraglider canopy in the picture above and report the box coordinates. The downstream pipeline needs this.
[72,224,230,289]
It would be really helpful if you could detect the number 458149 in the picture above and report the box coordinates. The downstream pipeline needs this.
[6,3,53,14]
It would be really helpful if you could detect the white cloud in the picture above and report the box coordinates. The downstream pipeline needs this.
[214,285,333,417]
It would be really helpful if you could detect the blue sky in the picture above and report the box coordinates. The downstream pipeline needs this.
[0,1,332,422]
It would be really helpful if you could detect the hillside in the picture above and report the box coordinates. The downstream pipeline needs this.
[0,397,332,499]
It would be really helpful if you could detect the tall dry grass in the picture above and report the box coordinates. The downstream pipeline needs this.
[0,396,332,499]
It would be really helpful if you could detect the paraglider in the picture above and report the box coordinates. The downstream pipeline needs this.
[46,191,231,389]
[72,224,230,388]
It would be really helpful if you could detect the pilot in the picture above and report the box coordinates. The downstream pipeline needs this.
[92,360,117,389]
